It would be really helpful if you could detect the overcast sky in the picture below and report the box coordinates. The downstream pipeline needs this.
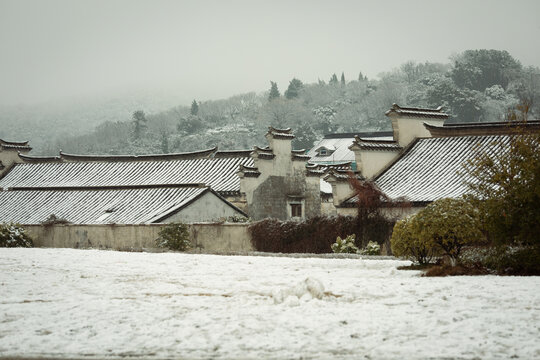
[1,0,540,106]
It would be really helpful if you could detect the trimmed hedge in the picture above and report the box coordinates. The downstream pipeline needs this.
[249,216,361,253]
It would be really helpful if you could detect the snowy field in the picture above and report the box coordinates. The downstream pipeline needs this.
[1,249,539,360]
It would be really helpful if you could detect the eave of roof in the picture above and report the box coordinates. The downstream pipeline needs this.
[385,103,449,119]
[350,136,402,151]
[323,131,394,139]
[213,149,253,158]
[425,120,540,137]
[0,138,30,146]
[266,126,295,139]
[0,138,32,151]
[59,147,218,162]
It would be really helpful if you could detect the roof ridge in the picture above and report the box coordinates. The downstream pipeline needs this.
[391,103,443,112]
[59,147,217,162]
[0,138,29,146]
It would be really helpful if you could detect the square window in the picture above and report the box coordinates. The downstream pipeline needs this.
[291,204,302,217]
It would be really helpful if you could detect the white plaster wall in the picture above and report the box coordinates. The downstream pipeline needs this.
[331,182,354,206]
[393,117,445,147]
[336,206,424,219]
[335,207,357,216]
[0,150,25,178]
[165,191,243,223]
[359,150,400,179]
[321,202,338,216]
[25,223,253,252]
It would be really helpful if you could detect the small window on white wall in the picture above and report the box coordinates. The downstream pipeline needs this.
[287,197,305,219]
[291,203,302,217]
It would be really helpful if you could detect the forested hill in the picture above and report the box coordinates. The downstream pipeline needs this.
[7,49,540,155]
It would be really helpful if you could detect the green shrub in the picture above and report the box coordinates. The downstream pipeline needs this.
[360,241,381,255]
[0,223,33,248]
[331,235,359,254]
[391,216,436,264]
[483,246,540,275]
[414,198,483,266]
[156,222,191,251]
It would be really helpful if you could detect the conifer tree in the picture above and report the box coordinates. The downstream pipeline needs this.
[190,100,199,116]
[132,110,147,139]
[340,72,346,86]
[268,81,280,101]
[284,78,304,99]
[329,73,338,85]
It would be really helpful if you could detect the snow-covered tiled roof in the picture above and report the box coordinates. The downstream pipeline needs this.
[351,136,402,151]
[385,103,449,119]
[0,156,254,194]
[0,186,221,224]
[425,120,540,137]
[307,131,393,164]
[0,138,32,151]
[373,135,511,203]
[266,126,295,139]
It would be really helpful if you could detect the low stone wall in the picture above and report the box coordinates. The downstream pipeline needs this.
[24,223,253,253]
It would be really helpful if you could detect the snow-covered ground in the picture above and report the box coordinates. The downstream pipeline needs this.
[1,249,539,359]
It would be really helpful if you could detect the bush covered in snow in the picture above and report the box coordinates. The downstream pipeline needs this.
[226,214,250,223]
[360,241,381,255]
[156,222,191,251]
[331,235,359,254]
[0,222,33,248]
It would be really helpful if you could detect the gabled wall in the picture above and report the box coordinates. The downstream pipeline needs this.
[390,116,446,147]
[239,129,321,221]
[164,191,245,223]
[0,149,27,178]
[351,148,401,180]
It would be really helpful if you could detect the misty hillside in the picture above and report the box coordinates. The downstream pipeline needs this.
[3,50,540,155]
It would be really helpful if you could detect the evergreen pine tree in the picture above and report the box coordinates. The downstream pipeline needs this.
[284,78,304,99]
[340,72,346,86]
[160,132,169,153]
[132,110,147,139]
[329,73,338,85]
[268,81,280,101]
[190,100,199,116]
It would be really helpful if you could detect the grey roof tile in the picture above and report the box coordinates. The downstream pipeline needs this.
[0,186,212,224]
[373,135,511,203]
[0,156,254,194]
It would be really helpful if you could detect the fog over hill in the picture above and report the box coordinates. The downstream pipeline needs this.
[1,1,539,154]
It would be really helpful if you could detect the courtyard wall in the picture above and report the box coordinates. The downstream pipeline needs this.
[24,223,253,253]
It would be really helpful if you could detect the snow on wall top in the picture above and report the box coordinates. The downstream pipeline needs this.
[385,103,449,119]
[0,156,254,194]
[0,186,211,224]
[0,138,32,151]
[372,135,511,203]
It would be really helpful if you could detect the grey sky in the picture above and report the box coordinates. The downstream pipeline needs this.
[1,0,540,106]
